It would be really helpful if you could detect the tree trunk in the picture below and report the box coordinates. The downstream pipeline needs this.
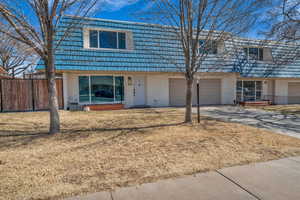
[185,78,193,123]
[12,67,15,79]
[46,55,60,134]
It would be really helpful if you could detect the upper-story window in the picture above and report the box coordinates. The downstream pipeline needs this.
[199,40,218,54]
[89,30,126,49]
[244,47,263,61]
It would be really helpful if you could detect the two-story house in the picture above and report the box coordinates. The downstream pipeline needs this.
[37,16,300,110]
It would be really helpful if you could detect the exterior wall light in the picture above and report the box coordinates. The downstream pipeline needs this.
[128,76,133,86]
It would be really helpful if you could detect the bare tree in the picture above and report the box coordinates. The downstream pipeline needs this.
[258,0,300,67]
[262,0,299,42]
[146,0,263,122]
[0,31,37,78]
[0,0,99,134]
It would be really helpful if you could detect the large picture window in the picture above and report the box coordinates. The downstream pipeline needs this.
[89,30,126,49]
[91,76,114,103]
[79,76,124,104]
[236,80,262,102]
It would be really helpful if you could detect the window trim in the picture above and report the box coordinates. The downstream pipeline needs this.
[84,27,133,51]
[78,75,125,105]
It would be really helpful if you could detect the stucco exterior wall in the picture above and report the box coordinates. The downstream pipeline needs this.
[146,75,169,107]
[262,80,268,97]
[275,80,289,104]
[168,73,237,105]
[62,73,68,109]
[124,75,134,108]
[221,74,236,104]
[266,80,275,96]
[68,73,78,103]
[63,72,239,109]
[274,79,300,104]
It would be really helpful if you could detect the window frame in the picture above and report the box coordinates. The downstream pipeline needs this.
[199,39,218,55]
[236,80,263,102]
[244,47,264,61]
[85,27,131,51]
[89,30,99,48]
[78,75,125,105]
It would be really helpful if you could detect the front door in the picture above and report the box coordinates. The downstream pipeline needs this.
[134,76,146,106]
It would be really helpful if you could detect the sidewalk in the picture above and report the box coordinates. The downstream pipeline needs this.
[67,156,300,200]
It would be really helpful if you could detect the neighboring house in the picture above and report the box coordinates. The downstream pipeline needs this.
[23,71,62,79]
[36,16,300,110]
[0,67,10,78]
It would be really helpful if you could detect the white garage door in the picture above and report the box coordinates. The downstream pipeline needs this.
[288,83,300,104]
[169,78,221,106]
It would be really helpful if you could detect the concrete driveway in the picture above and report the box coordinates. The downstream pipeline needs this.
[197,106,300,139]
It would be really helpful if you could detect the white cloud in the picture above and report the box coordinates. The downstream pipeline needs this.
[101,0,140,11]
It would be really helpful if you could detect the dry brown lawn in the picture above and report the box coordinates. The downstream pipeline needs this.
[252,104,300,115]
[1,108,300,200]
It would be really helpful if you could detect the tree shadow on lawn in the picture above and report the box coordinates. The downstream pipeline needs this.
[0,122,187,150]
[0,110,217,150]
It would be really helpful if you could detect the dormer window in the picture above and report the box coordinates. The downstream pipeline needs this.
[89,30,126,49]
[244,47,263,61]
[199,40,218,54]
[89,30,98,48]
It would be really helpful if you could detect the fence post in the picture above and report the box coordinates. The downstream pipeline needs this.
[0,79,3,112]
[61,79,64,109]
[197,79,200,123]
[31,79,35,111]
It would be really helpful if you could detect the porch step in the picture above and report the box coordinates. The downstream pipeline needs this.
[131,105,151,108]
[83,104,124,111]
[239,101,272,106]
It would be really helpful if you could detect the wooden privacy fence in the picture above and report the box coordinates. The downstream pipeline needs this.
[0,79,63,112]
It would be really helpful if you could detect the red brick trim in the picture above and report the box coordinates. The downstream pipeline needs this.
[84,104,124,111]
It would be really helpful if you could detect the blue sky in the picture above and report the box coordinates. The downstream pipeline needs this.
[93,1,153,22]
[10,0,268,39]
[91,0,265,39]
[11,0,267,39]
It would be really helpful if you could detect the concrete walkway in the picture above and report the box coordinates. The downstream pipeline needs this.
[197,106,300,138]
[67,156,300,200]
